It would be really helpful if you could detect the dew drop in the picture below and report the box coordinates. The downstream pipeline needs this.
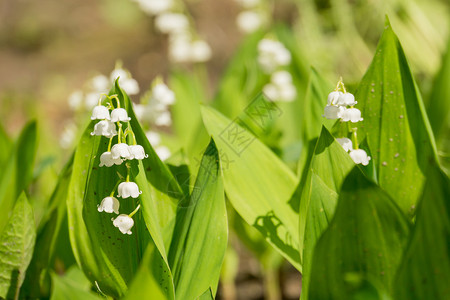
[389,91,394,94]
[394,168,398,171]
[389,138,393,142]
[382,161,388,166]
[399,115,404,119]
[394,153,399,158]
[371,83,375,86]
[371,88,375,93]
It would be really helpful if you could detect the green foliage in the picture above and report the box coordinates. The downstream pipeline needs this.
[0,193,36,299]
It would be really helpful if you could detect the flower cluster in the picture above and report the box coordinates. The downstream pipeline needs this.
[324,79,371,166]
[92,94,147,235]
[258,38,296,102]
[132,0,211,63]
[61,64,139,149]
[234,0,267,34]
[133,77,175,161]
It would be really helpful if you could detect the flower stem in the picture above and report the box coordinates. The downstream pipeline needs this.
[129,204,141,218]
[107,136,114,152]
[110,179,122,197]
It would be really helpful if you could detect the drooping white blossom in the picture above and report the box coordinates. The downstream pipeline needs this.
[155,146,171,161]
[146,131,161,145]
[111,143,132,160]
[323,105,344,120]
[152,83,175,105]
[340,108,363,123]
[117,182,142,198]
[133,0,173,16]
[128,145,148,160]
[263,70,297,102]
[349,149,371,166]
[327,91,342,106]
[257,39,291,73]
[68,90,84,110]
[336,138,353,152]
[91,120,118,138]
[60,122,77,149]
[236,11,263,33]
[190,40,212,62]
[99,151,123,167]
[110,108,131,123]
[155,13,189,34]
[110,68,140,95]
[98,196,120,214]
[91,105,110,120]
[337,92,357,106]
[154,111,172,126]
[90,75,110,92]
[113,214,134,235]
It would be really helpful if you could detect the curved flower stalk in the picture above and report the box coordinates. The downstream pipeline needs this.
[90,94,147,234]
[323,78,371,166]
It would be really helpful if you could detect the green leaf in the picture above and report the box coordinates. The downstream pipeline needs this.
[50,267,102,300]
[299,126,355,299]
[0,122,11,172]
[171,139,227,299]
[355,18,437,215]
[197,288,214,300]
[201,106,300,270]
[302,68,335,142]
[21,155,74,298]
[67,81,176,298]
[393,167,450,299]
[0,193,36,299]
[308,167,410,299]
[15,120,38,195]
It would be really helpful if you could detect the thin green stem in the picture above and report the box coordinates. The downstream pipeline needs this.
[118,123,123,143]
[107,136,114,152]
[110,179,122,197]
[129,204,141,218]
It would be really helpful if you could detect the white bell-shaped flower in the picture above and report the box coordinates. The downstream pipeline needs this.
[117,182,142,198]
[113,214,134,235]
[271,70,292,85]
[155,13,189,34]
[327,91,342,106]
[323,105,344,120]
[236,10,263,33]
[128,145,148,160]
[111,143,132,160]
[99,151,123,167]
[153,83,175,105]
[190,40,212,63]
[134,0,173,16]
[97,196,120,214]
[91,120,117,138]
[146,131,161,146]
[121,78,140,95]
[349,149,371,166]
[68,90,83,110]
[155,146,171,161]
[257,39,291,73]
[91,75,109,92]
[110,108,131,123]
[337,93,357,106]
[340,108,363,123]
[336,138,353,152]
[91,105,110,120]
[155,111,172,126]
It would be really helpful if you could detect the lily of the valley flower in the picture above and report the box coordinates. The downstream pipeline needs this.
[337,93,357,106]
[111,143,132,160]
[336,138,353,152]
[110,108,131,123]
[152,83,175,105]
[155,13,189,34]
[118,181,142,198]
[91,120,117,138]
[110,68,140,95]
[91,105,110,120]
[263,70,297,102]
[323,105,344,119]
[340,108,363,123]
[349,149,371,166]
[98,196,120,214]
[113,214,134,235]
[99,151,123,167]
[257,39,291,73]
[128,145,148,160]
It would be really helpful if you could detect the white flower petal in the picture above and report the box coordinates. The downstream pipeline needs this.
[111,143,132,160]
[113,214,134,235]
[110,108,131,122]
[91,120,117,138]
[98,196,120,214]
[99,151,123,167]
[349,149,371,166]
[340,108,363,123]
[117,182,142,198]
[91,105,110,120]
[128,145,148,160]
[336,137,353,152]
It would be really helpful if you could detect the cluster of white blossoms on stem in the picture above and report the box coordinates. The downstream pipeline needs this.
[92,94,147,235]
[234,0,267,34]
[324,79,371,166]
[258,38,296,102]
[132,0,211,64]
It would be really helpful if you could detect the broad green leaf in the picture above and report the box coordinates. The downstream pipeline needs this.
[299,127,355,299]
[355,19,437,215]
[15,120,38,195]
[124,241,174,300]
[394,167,450,299]
[50,267,102,300]
[21,155,74,298]
[0,122,11,171]
[171,139,227,299]
[308,167,410,299]
[67,81,177,298]
[0,193,36,299]
[197,288,214,300]
[302,68,335,142]
[201,106,300,270]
